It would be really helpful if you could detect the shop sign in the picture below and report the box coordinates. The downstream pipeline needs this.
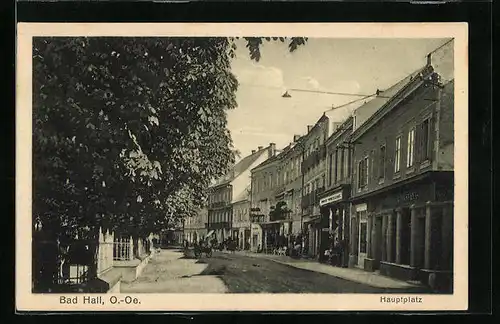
[319,191,343,206]
[396,191,420,203]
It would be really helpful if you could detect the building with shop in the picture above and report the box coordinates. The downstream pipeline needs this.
[232,189,251,250]
[348,51,454,291]
[184,207,208,244]
[300,112,345,259]
[249,136,305,253]
[274,137,304,238]
[317,116,354,267]
[249,152,281,252]
[207,144,277,244]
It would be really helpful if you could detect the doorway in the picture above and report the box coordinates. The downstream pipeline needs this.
[358,220,368,268]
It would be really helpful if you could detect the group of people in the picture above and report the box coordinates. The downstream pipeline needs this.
[185,237,240,252]
[322,236,346,266]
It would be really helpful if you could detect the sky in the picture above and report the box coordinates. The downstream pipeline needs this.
[227,37,449,160]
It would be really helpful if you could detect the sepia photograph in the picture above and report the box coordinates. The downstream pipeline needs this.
[16,23,468,311]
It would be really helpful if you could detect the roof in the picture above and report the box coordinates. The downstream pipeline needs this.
[232,184,251,203]
[355,66,423,118]
[211,146,270,187]
[250,152,280,173]
[325,116,353,145]
[351,64,433,140]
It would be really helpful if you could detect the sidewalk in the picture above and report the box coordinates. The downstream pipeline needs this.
[224,250,421,289]
[121,249,228,293]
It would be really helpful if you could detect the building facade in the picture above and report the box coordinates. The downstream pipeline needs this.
[232,193,251,250]
[300,112,345,258]
[349,58,454,291]
[274,138,304,237]
[317,116,354,266]
[184,207,208,244]
[207,144,277,244]
[249,154,280,252]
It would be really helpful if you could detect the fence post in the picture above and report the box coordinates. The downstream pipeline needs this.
[97,227,104,274]
[129,236,134,260]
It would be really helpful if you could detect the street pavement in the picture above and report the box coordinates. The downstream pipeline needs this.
[197,251,431,294]
[121,249,430,294]
[121,249,228,293]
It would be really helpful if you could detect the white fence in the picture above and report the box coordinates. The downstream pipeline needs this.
[97,228,114,274]
[113,236,134,261]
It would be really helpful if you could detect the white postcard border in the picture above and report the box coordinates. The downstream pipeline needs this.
[16,22,469,312]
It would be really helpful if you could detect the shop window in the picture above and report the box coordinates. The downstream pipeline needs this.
[359,222,368,254]
[430,207,444,270]
[400,208,411,265]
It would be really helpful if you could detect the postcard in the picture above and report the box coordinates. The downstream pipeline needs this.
[16,22,468,311]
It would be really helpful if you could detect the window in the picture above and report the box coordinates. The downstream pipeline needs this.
[333,150,338,184]
[339,149,345,181]
[419,118,431,161]
[379,145,386,180]
[328,153,333,186]
[358,156,369,189]
[394,136,402,173]
[344,148,350,178]
[407,128,415,167]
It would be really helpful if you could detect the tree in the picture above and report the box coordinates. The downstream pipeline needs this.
[269,201,293,221]
[32,36,307,260]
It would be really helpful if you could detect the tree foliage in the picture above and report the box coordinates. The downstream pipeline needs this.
[269,201,293,221]
[33,36,307,241]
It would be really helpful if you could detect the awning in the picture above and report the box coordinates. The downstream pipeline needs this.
[205,230,215,238]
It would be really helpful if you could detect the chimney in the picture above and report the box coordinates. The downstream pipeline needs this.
[293,134,301,142]
[427,53,432,66]
[258,146,263,151]
[268,143,276,157]
[307,125,313,132]
[251,150,256,154]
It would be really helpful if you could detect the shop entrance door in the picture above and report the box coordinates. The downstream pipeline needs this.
[358,220,368,268]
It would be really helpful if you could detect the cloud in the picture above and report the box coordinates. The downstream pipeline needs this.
[233,62,286,90]
[303,76,321,90]
[232,126,266,134]
[234,131,291,138]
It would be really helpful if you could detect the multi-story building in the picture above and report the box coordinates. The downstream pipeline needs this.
[317,116,354,266]
[207,144,277,244]
[274,136,304,237]
[300,112,345,258]
[349,50,454,291]
[184,207,208,244]
[249,152,281,252]
[232,188,251,250]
